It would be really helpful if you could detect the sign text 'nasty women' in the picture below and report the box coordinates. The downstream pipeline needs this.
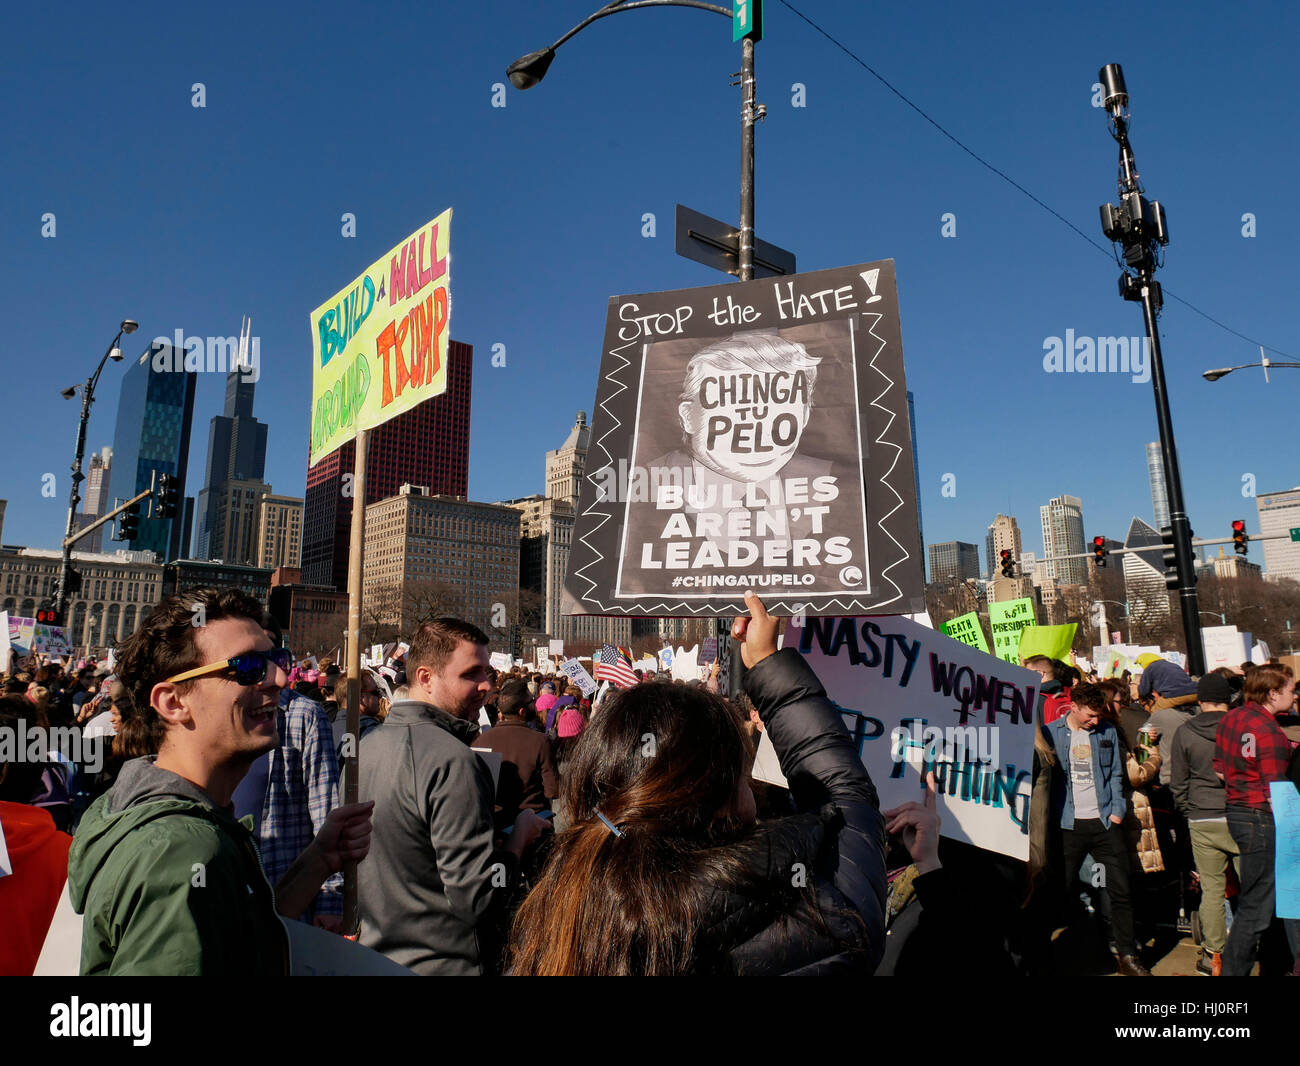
[310,210,452,465]
[790,614,1040,858]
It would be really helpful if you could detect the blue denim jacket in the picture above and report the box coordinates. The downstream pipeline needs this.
[1045,716,1127,829]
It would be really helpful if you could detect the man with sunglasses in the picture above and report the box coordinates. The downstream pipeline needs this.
[68,588,374,975]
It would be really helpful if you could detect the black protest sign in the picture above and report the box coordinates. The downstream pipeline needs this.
[564,261,924,618]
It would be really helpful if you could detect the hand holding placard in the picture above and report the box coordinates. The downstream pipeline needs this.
[732,590,778,668]
[882,771,942,875]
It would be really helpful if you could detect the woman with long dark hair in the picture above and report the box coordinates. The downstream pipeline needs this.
[507,592,886,975]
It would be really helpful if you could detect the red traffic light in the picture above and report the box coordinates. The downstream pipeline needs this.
[1093,536,1105,548]
[1232,519,1248,556]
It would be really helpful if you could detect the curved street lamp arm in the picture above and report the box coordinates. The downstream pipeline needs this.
[547,0,731,51]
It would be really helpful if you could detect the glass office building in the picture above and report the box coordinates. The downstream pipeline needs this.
[105,341,197,562]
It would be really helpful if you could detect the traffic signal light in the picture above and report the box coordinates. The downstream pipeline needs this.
[999,549,1015,578]
[1093,535,1107,567]
[1232,519,1248,556]
[1160,525,1179,590]
[155,473,180,519]
[115,501,140,541]
[36,604,60,625]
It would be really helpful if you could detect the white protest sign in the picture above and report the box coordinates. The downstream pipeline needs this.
[548,639,564,657]
[906,611,934,629]
[658,646,674,670]
[671,644,701,681]
[751,729,788,789]
[635,656,658,674]
[1252,641,1271,665]
[536,647,549,669]
[284,917,414,976]
[489,652,513,672]
[1203,626,1250,671]
[560,657,598,697]
[785,615,1039,860]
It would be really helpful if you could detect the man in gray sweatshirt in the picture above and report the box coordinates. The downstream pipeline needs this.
[1169,672,1240,976]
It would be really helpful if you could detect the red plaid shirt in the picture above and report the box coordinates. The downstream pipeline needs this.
[1213,703,1294,809]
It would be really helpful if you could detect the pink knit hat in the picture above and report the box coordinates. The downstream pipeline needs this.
[557,706,586,739]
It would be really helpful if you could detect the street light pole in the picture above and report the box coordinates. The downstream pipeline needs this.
[1097,64,1204,675]
[55,321,137,624]
[738,34,756,281]
[507,1,748,278]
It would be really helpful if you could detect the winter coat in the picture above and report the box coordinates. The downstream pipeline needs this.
[1148,694,1199,786]
[1124,748,1164,874]
[1045,717,1127,829]
[1170,710,1228,820]
[695,649,888,975]
[356,699,516,975]
[0,801,71,975]
[67,757,287,975]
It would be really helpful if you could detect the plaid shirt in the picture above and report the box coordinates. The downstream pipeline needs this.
[259,689,342,919]
[1213,702,1293,810]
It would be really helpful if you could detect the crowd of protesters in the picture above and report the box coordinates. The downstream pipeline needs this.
[1,586,1298,977]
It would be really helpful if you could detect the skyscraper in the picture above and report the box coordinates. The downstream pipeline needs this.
[1146,442,1170,531]
[301,339,472,590]
[546,411,589,505]
[106,341,197,562]
[1122,516,1170,621]
[986,514,1033,601]
[1257,488,1300,583]
[196,319,269,559]
[72,446,113,553]
[927,541,980,584]
[503,411,632,650]
[256,494,304,571]
[363,486,520,643]
[1040,494,1087,586]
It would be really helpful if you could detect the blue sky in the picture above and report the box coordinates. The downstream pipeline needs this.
[4,0,1297,572]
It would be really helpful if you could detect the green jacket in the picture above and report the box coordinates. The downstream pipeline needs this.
[67,756,287,976]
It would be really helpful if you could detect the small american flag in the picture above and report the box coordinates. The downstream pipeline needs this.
[594,643,638,689]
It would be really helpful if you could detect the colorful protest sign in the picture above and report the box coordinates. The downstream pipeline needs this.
[559,657,598,697]
[563,261,923,619]
[987,598,1035,663]
[658,646,674,670]
[1270,782,1300,919]
[310,210,452,466]
[784,615,1038,859]
[8,616,71,657]
[1017,624,1076,663]
[941,612,989,653]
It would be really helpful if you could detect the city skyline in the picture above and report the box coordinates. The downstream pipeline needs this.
[7,3,1299,598]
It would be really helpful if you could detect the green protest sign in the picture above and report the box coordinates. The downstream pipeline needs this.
[988,597,1036,663]
[940,611,989,653]
[1017,623,1077,663]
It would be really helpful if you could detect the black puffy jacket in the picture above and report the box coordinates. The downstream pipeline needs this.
[697,648,888,975]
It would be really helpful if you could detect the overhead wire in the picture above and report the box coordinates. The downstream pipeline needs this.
[776,0,1297,360]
